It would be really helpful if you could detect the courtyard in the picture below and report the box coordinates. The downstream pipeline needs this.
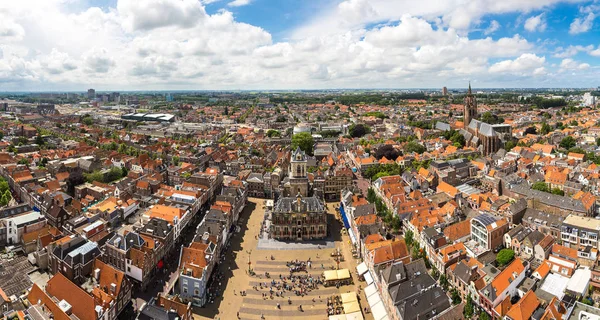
[193,198,373,320]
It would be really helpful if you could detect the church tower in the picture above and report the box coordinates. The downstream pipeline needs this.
[289,146,309,197]
[464,83,478,127]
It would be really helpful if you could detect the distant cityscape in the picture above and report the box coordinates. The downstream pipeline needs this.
[0,85,599,320]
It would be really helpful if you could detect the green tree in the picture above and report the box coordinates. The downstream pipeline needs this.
[0,194,8,207]
[532,181,550,193]
[3,190,11,202]
[404,141,426,154]
[18,158,29,165]
[496,249,515,266]
[35,135,45,146]
[266,129,281,138]
[540,122,552,135]
[464,295,474,318]
[559,136,576,150]
[367,188,377,203]
[405,230,414,248]
[551,188,565,196]
[439,274,449,291]
[479,311,491,320]
[0,179,9,194]
[504,140,517,151]
[450,289,462,305]
[349,123,371,138]
[121,166,128,178]
[82,116,93,126]
[291,132,315,155]
[172,156,180,166]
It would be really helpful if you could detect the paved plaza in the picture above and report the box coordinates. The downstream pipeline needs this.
[193,198,373,320]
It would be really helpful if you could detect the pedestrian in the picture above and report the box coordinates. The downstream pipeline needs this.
[234,290,236,295]
[237,311,240,319]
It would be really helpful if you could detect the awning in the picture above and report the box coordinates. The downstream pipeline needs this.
[345,311,365,320]
[341,292,358,304]
[367,290,381,307]
[343,301,361,314]
[339,203,351,229]
[364,283,378,298]
[324,270,338,281]
[337,269,351,280]
[356,262,368,276]
[348,229,357,244]
[364,270,374,285]
[371,301,389,320]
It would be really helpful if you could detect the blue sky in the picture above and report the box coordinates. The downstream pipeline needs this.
[0,0,599,90]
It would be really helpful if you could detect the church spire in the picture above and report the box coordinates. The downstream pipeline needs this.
[468,82,472,95]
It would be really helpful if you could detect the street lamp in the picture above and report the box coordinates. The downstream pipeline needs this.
[246,249,252,273]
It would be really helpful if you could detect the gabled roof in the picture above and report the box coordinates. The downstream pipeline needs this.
[504,290,540,320]
[45,273,97,320]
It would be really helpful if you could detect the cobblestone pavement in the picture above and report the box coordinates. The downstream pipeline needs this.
[193,198,374,320]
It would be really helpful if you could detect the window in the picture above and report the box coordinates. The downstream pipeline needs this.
[183,287,188,294]
[182,279,188,286]
[194,289,200,296]
[194,282,200,288]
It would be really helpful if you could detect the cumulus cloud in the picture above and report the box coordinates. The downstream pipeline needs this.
[560,58,590,71]
[590,46,600,57]
[569,8,596,34]
[553,45,594,58]
[484,20,500,35]
[291,0,587,38]
[0,19,25,41]
[83,48,116,73]
[489,53,546,74]
[228,0,252,7]
[524,13,546,32]
[118,0,206,32]
[0,0,598,89]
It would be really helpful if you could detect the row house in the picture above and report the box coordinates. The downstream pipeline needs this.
[137,217,175,264]
[190,167,224,201]
[81,259,132,319]
[103,231,146,272]
[216,184,248,225]
[137,294,193,320]
[364,238,410,281]
[4,210,46,245]
[446,257,485,301]
[478,259,528,317]
[167,162,199,186]
[49,235,102,284]
[380,259,451,320]
[560,214,600,262]
[143,204,192,242]
[177,232,218,307]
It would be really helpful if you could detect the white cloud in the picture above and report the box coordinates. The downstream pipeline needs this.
[0,0,597,90]
[83,48,116,73]
[118,0,206,32]
[489,53,546,74]
[560,58,590,71]
[569,8,596,34]
[228,0,252,7]
[484,20,500,35]
[524,13,546,32]
[291,0,589,38]
[553,45,594,58]
[0,19,25,41]
[590,46,600,57]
